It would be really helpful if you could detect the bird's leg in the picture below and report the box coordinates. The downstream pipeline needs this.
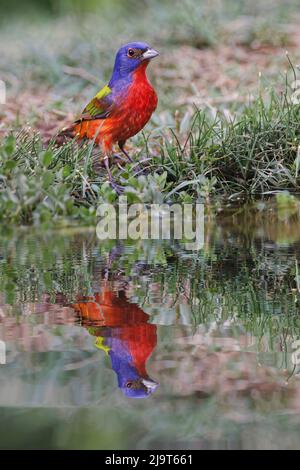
[118,140,134,163]
[104,155,123,194]
[118,140,145,175]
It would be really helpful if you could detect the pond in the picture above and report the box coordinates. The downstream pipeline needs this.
[1,203,300,450]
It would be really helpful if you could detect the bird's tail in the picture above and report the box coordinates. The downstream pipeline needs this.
[53,123,78,146]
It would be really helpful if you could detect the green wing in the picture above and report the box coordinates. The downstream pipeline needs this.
[75,84,114,122]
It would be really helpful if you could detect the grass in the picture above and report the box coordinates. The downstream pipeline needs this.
[1,82,300,226]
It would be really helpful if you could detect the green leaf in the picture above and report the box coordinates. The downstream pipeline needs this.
[3,136,16,157]
[4,160,17,172]
[41,150,53,168]
[62,165,71,178]
[42,172,55,188]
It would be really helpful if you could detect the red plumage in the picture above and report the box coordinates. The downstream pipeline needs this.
[71,287,157,377]
[74,62,157,153]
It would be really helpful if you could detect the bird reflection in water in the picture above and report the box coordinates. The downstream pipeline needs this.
[71,285,158,399]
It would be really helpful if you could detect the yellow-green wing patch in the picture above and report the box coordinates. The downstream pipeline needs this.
[77,84,113,121]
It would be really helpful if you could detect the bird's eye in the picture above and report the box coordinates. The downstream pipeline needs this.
[126,381,133,388]
[127,48,135,57]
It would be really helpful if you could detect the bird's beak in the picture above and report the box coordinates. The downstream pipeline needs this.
[142,48,159,60]
[142,378,159,392]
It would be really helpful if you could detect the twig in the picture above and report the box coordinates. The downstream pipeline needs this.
[63,65,100,85]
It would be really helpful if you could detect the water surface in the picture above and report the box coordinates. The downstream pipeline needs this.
[1,205,300,449]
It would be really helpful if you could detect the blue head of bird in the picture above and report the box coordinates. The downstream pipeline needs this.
[109,41,159,83]
[110,347,159,399]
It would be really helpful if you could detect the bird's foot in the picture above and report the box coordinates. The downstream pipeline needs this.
[103,155,124,194]
[108,177,124,194]
[114,155,128,164]
[130,158,152,176]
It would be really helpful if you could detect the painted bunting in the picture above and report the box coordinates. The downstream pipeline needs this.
[71,286,158,399]
[58,41,159,190]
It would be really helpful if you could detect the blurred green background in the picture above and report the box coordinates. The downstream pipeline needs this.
[2,0,300,114]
